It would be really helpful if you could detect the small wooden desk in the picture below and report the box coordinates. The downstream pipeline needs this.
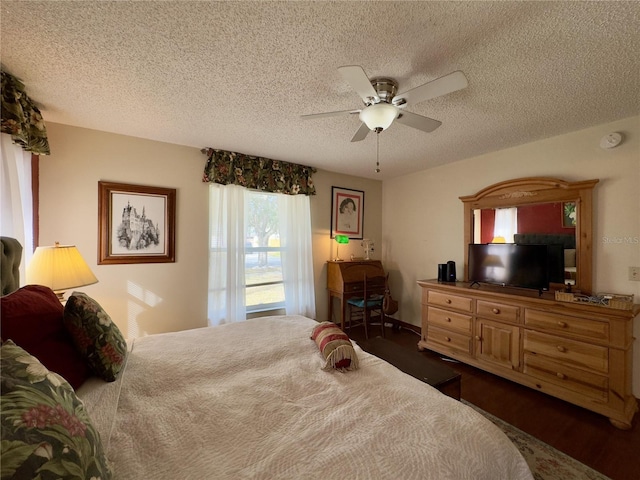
[327,260,385,330]
[358,336,462,400]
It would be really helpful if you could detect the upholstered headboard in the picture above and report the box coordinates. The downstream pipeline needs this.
[513,232,577,270]
[1,236,23,295]
[513,233,576,249]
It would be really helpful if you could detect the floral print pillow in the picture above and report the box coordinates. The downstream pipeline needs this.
[0,340,112,479]
[63,292,127,382]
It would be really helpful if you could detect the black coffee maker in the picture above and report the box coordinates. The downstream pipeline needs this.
[438,261,457,282]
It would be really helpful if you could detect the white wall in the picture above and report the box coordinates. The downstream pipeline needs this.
[381,115,640,395]
[310,170,383,323]
[39,123,382,338]
[40,124,209,338]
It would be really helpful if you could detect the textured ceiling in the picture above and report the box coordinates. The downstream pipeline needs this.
[1,1,639,180]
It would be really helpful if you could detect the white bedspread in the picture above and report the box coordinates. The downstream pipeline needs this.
[78,315,533,480]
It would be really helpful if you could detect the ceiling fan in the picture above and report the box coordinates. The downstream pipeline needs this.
[302,65,468,142]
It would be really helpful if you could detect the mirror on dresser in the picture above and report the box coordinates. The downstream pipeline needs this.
[459,177,599,294]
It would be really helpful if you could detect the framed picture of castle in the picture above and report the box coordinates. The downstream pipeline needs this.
[98,181,176,264]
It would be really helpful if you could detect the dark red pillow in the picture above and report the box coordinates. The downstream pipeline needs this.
[0,285,90,389]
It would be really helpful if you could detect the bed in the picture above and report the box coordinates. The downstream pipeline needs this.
[1,238,533,480]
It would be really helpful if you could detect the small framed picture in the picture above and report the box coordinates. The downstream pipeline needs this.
[331,186,364,239]
[562,201,576,228]
[98,181,176,264]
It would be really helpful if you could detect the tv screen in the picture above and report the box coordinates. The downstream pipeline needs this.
[468,243,550,291]
[545,244,565,284]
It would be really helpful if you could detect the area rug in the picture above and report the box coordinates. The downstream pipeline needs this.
[462,400,611,480]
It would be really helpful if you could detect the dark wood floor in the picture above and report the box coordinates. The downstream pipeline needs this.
[348,324,640,480]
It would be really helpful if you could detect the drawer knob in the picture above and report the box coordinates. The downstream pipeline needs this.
[444,336,451,342]
[557,321,568,328]
[556,372,566,380]
[475,335,482,341]
[445,299,452,304]
[445,317,452,322]
[492,308,500,314]
[557,345,567,353]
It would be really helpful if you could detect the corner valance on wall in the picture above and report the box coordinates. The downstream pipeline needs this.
[1,70,50,155]
[202,148,316,196]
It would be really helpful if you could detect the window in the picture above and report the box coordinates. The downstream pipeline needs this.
[493,207,518,243]
[208,184,315,325]
[245,191,285,312]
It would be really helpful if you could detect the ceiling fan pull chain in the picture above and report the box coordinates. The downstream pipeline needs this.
[375,131,381,174]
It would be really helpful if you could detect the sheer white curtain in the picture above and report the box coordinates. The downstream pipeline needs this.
[208,183,316,326]
[208,184,246,325]
[1,133,34,283]
[278,193,316,318]
[493,207,518,243]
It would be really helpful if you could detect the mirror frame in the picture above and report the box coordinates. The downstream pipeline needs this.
[460,177,599,294]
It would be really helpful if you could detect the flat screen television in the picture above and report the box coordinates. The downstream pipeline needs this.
[468,243,552,292]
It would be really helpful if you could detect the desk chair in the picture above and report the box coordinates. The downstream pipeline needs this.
[346,274,386,339]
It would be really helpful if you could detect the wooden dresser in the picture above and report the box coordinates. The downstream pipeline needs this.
[417,279,639,429]
[327,260,385,330]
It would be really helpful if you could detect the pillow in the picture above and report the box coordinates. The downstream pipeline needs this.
[0,285,91,389]
[310,322,359,371]
[0,340,112,479]
[63,292,127,382]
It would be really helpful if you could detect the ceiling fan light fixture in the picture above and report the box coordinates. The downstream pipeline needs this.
[359,103,398,131]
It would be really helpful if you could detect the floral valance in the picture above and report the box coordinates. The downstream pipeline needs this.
[202,148,316,196]
[1,70,50,155]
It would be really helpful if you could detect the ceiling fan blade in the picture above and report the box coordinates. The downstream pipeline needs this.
[338,65,379,103]
[301,109,360,120]
[350,123,370,142]
[395,70,468,106]
[396,111,442,133]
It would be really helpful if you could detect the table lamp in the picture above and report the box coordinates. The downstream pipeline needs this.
[26,242,98,302]
[334,235,349,262]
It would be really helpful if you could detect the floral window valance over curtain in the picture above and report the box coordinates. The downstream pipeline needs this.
[1,70,50,155]
[202,148,316,196]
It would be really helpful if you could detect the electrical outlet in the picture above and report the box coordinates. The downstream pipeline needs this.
[630,267,640,281]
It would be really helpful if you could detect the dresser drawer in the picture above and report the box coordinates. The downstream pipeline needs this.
[477,300,519,324]
[523,330,608,374]
[524,353,608,402]
[428,307,472,334]
[426,325,472,355]
[427,291,473,313]
[524,309,609,342]
[343,282,364,293]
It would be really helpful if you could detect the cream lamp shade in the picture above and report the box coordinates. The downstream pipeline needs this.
[26,242,98,301]
[359,103,398,131]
